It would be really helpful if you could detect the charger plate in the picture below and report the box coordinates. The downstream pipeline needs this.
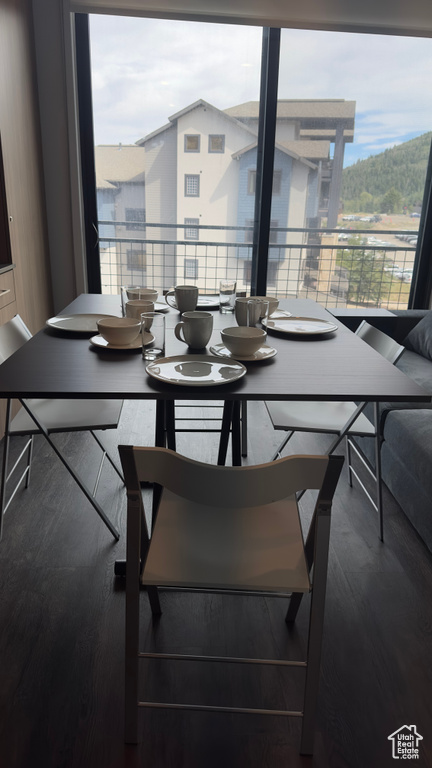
[263,316,338,336]
[146,355,247,386]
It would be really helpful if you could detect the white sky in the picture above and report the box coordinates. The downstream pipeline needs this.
[89,16,432,167]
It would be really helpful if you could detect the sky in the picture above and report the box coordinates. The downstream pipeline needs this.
[89,16,432,168]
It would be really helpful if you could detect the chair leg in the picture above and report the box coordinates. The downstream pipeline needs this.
[147,585,162,615]
[90,430,124,483]
[271,430,295,461]
[24,436,34,489]
[0,400,12,541]
[374,404,384,542]
[346,436,353,487]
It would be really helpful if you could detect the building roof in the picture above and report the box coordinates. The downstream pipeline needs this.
[94,145,146,188]
[225,99,356,122]
[232,140,318,169]
[279,140,330,159]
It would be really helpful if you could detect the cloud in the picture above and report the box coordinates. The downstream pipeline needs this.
[89,16,432,163]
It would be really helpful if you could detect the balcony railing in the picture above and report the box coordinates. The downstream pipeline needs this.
[98,221,417,310]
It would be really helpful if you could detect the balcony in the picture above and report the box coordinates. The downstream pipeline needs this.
[98,221,417,311]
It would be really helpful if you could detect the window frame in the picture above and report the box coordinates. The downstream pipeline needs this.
[184,257,199,279]
[184,174,200,197]
[208,134,225,153]
[184,217,200,240]
[184,134,200,153]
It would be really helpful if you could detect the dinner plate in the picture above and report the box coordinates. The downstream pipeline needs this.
[153,302,170,313]
[89,331,153,351]
[210,343,278,362]
[263,316,338,336]
[46,313,117,333]
[197,295,220,309]
[145,355,247,386]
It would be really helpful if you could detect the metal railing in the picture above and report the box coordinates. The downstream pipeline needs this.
[98,221,417,310]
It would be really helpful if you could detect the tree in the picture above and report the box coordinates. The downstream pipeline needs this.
[380,187,402,214]
[337,235,393,305]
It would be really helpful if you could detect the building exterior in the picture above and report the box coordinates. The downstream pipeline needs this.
[96,99,355,296]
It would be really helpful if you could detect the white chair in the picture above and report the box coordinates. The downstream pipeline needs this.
[0,314,124,540]
[118,445,343,755]
[265,321,405,541]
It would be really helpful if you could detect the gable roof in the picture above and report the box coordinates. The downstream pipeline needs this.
[94,145,146,188]
[232,140,318,169]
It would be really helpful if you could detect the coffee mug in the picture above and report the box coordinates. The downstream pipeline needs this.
[174,311,213,349]
[126,299,154,318]
[165,285,198,313]
[235,297,269,327]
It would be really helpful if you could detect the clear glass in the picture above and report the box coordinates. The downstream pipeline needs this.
[219,279,237,313]
[141,312,165,360]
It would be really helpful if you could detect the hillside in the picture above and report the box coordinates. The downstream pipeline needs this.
[341,132,431,211]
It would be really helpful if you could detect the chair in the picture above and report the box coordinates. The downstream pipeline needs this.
[265,320,405,541]
[0,314,124,541]
[118,445,343,754]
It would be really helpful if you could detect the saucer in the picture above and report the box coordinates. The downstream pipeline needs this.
[90,331,153,350]
[210,343,277,362]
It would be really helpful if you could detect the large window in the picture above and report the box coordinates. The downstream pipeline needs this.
[88,16,432,308]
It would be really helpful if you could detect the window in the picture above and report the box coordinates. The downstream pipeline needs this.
[125,208,146,231]
[184,258,198,279]
[185,174,200,197]
[185,135,200,152]
[243,259,278,286]
[209,134,225,153]
[127,248,146,271]
[184,218,199,240]
[248,170,281,196]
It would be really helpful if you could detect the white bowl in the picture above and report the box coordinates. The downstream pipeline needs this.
[221,326,267,356]
[97,317,141,346]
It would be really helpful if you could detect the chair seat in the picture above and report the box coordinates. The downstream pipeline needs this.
[9,398,123,435]
[142,489,311,593]
[266,400,375,436]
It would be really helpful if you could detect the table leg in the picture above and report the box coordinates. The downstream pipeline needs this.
[231,401,242,466]
[217,401,233,465]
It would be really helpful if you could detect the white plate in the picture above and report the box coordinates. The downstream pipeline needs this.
[153,302,170,313]
[146,355,247,386]
[210,343,278,362]
[197,295,220,309]
[89,331,153,351]
[46,314,117,333]
[263,316,338,336]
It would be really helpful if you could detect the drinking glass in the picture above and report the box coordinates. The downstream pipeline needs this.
[219,279,236,313]
[141,312,165,360]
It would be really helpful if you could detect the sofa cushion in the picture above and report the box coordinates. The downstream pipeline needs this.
[383,409,432,499]
[396,349,432,393]
[403,311,432,361]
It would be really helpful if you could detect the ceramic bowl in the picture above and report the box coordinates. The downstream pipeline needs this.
[221,326,267,356]
[97,317,141,346]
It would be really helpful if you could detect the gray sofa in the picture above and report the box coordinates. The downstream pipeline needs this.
[334,309,432,553]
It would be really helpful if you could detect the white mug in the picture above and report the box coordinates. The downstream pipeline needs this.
[165,285,198,313]
[126,299,154,318]
[235,297,269,326]
[174,311,213,349]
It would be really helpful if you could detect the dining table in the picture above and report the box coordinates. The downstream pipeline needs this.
[0,292,429,546]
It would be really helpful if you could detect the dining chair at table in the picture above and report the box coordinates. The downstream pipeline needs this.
[265,320,405,541]
[0,314,124,541]
[118,444,344,755]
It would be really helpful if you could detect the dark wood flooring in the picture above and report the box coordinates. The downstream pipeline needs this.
[0,400,431,768]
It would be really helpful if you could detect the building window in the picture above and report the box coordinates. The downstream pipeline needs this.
[209,134,225,153]
[247,169,282,195]
[185,135,200,152]
[127,248,146,271]
[244,219,278,243]
[125,208,146,231]
[184,258,199,280]
[185,174,200,197]
[184,218,199,240]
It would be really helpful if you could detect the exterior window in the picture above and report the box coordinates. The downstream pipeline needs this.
[185,174,200,197]
[127,248,146,271]
[185,135,200,152]
[209,134,225,153]
[247,170,281,195]
[244,219,278,243]
[184,218,199,240]
[243,259,278,286]
[184,258,199,279]
[125,208,146,231]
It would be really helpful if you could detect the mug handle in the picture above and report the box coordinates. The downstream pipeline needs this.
[174,322,186,343]
[165,290,177,308]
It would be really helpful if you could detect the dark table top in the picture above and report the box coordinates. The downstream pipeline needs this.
[0,294,429,404]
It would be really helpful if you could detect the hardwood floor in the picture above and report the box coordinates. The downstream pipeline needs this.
[0,400,431,768]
